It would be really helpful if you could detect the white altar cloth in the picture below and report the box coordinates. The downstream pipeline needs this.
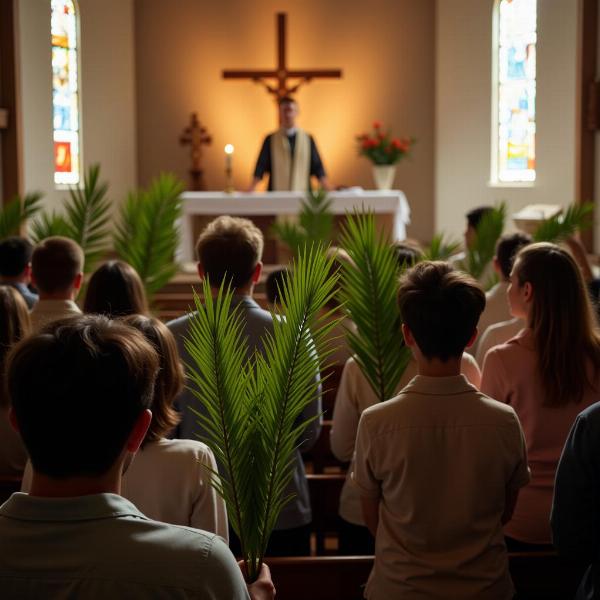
[177,189,410,262]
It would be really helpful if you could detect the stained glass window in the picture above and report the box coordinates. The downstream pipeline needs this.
[495,0,536,183]
[51,0,80,185]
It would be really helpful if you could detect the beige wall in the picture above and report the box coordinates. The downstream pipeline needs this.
[134,0,436,242]
[436,0,579,241]
[16,0,137,214]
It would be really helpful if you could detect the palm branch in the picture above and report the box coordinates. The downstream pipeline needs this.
[113,173,183,299]
[62,164,111,272]
[0,192,44,239]
[422,232,461,261]
[30,211,71,243]
[464,203,506,281]
[339,212,412,403]
[533,202,594,242]
[184,246,338,581]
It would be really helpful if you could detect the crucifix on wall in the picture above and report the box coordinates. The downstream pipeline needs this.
[222,13,343,104]
[179,113,212,191]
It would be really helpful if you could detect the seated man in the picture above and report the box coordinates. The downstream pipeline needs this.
[354,261,530,599]
[168,215,321,556]
[30,236,83,330]
[0,236,38,308]
[0,315,273,599]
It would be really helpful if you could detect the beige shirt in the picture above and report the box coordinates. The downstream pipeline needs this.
[321,311,356,367]
[330,354,481,525]
[30,299,81,332]
[354,375,530,600]
[481,329,599,544]
[476,317,524,367]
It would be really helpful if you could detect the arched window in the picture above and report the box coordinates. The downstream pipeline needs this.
[492,0,537,183]
[51,0,81,185]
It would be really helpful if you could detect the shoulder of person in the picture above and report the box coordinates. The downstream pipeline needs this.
[166,312,194,333]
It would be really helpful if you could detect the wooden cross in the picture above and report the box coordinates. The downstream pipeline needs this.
[223,13,342,102]
[179,113,212,191]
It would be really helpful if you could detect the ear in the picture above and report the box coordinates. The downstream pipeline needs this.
[402,323,416,347]
[523,281,533,303]
[23,264,32,281]
[465,327,478,349]
[251,261,263,284]
[8,407,19,434]
[73,272,83,291]
[197,263,205,280]
[492,257,502,277]
[125,409,152,454]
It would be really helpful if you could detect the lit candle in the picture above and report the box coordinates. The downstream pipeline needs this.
[224,144,234,193]
[224,144,234,170]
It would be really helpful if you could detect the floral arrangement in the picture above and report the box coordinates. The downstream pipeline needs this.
[356,121,414,165]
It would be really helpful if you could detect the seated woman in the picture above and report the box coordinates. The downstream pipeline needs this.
[0,286,30,477]
[481,242,600,549]
[120,315,228,539]
[83,260,148,317]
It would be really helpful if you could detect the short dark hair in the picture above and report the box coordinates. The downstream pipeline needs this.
[7,315,159,478]
[84,260,149,317]
[265,268,290,305]
[195,216,263,289]
[495,232,532,279]
[466,206,493,230]
[31,236,84,294]
[393,240,423,269]
[278,96,296,106]
[398,261,485,361]
[0,237,33,278]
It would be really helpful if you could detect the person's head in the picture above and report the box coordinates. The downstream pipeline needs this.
[464,206,493,250]
[494,232,532,280]
[0,237,34,283]
[84,260,149,317]
[278,96,299,129]
[398,261,485,362]
[508,242,600,406]
[393,240,423,270]
[122,315,183,445]
[0,286,30,407]
[31,236,84,297]
[7,315,159,479]
[265,268,290,306]
[195,216,264,292]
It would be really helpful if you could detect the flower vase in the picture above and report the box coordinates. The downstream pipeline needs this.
[372,165,396,190]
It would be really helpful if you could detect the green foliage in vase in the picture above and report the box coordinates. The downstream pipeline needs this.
[421,232,461,261]
[339,212,412,403]
[0,192,44,239]
[533,202,594,243]
[270,188,334,257]
[184,246,338,582]
[114,173,183,299]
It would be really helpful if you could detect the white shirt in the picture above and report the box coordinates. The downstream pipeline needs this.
[476,317,524,367]
[30,299,81,332]
[471,281,512,356]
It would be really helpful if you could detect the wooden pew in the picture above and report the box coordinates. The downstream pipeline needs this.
[306,473,345,554]
[0,476,21,505]
[303,421,347,473]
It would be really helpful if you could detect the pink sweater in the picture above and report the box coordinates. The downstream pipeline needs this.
[481,329,599,544]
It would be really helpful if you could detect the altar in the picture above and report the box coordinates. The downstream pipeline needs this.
[177,189,410,263]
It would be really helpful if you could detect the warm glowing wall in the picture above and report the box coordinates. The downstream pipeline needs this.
[134,0,435,242]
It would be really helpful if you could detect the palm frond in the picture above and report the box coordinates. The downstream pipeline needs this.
[113,173,183,299]
[62,164,111,272]
[533,202,594,242]
[29,211,71,243]
[339,212,412,403]
[0,192,44,239]
[422,232,461,261]
[464,203,506,280]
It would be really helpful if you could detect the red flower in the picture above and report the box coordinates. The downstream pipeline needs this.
[372,120,382,130]
[361,138,373,149]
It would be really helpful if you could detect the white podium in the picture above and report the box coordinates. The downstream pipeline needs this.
[177,190,410,262]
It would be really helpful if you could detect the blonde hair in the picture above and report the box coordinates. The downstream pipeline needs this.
[514,242,600,407]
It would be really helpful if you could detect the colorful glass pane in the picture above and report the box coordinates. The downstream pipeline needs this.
[51,0,80,185]
[497,0,536,182]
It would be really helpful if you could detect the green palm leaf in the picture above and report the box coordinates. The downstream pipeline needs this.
[422,232,461,261]
[0,192,44,239]
[113,173,183,299]
[30,211,71,243]
[339,212,412,403]
[464,203,506,281]
[533,202,593,242]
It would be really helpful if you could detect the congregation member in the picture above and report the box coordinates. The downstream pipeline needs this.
[476,317,523,367]
[481,242,600,549]
[0,315,274,599]
[168,215,322,556]
[0,286,30,477]
[84,260,149,317]
[29,236,83,331]
[0,236,38,308]
[353,261,529,599]
[265,267,290,307]
[552,401,600,600]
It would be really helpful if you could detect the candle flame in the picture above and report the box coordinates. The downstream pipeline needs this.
[224,144,234,154]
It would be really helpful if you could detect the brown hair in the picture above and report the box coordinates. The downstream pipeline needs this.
[0,286,30,407]
[513,242,600,406]
[398,261,485,361]
[84,260,149,317]
[195,216,264,289]
[6,315,159,478]
[31,236,84,294]
[495,232,531,279]
[122,315,183,443]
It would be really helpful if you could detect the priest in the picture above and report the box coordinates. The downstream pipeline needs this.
[249,97,331,191]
